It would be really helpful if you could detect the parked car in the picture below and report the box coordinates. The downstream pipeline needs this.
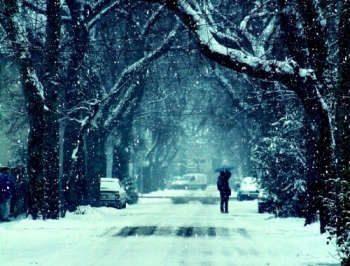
[166,176,182,189]
[171,173,208,190]
[237,177,259,201]
[100,178,127,209]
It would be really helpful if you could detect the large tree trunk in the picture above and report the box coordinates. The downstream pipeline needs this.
[61,0,90,213]
[0,1,46,219]
[24,77,45,220]
[335,0,350,184]
[302,108,333,232]
[1,0,62,219]
[332,2,350,263]
[62,123,87,213]
[40,0,61,220]
[277,0,333,232]
[85,128,108,206]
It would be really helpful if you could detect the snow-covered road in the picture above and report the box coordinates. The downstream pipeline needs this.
[0,198,340,266]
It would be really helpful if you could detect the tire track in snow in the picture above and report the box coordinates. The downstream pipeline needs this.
[101,226,253,239]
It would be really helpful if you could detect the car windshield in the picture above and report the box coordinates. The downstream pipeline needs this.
[241,177,256,184]
[240,177,258,189]
[101,179,122,189]
[178,175,191,181]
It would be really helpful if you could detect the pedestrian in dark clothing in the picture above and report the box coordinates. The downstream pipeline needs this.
[217,170,231,213]
[0,172,16,222]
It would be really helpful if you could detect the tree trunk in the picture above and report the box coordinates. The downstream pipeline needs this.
[333,2,350,263]
[0,1,46,219]
[61,0,90,213]
[302,110,332,232]
[62,123,87,213]
[25,79,45,220]
[335,0,350,183]
[40,0,61,220]
[85,128,108,206]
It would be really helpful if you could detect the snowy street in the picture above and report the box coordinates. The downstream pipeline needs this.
[1,0,349,264]
[0,197,339,266]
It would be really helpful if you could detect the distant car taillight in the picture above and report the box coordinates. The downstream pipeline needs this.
[115,193,120,200]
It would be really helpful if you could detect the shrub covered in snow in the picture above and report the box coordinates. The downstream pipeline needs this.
[252,111,307,218]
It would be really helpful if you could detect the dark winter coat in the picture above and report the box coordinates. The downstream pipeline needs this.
[217,171,231,194]
[0,173,16,201]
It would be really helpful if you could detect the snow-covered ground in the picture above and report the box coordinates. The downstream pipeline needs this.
[0,197,340,266]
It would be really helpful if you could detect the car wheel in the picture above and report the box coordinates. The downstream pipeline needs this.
[201,185,207,190]
[237,194,242,201]
[121,202,126,209]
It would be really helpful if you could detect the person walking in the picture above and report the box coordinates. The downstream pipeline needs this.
[217,170,231,213]
[0,170,16,222]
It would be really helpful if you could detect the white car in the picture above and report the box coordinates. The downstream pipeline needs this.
[100,178,127,209]
[171,173,208,190]
[166,176,181,189]
[237,177,259,201]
